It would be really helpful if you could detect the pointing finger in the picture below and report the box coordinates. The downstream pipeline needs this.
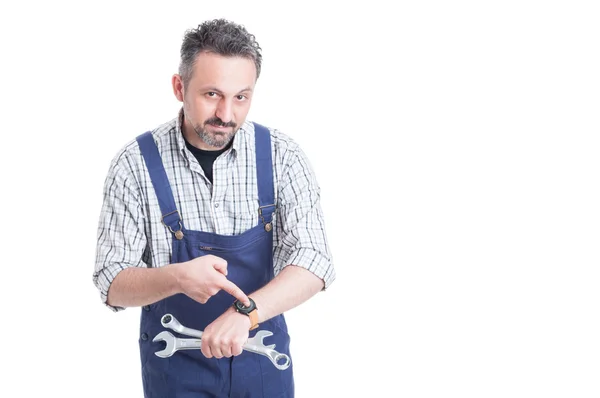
[219,278,250,306]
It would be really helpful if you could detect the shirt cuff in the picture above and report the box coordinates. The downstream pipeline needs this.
[285,248,336,289]
[93,262,134,312]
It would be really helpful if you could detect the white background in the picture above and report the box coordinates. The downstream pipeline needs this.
[0,1,599,397]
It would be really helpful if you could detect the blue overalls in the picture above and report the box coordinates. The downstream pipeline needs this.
[135,123,294,397]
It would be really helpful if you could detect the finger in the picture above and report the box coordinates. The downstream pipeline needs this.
[201,342,213,359]
[212,345,224,359]
[221,344,232,358]
[219,279,250,306]
[231,343,243,356]
[212,260,228,276]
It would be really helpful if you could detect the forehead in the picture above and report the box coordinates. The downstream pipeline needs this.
[189,51,257,92]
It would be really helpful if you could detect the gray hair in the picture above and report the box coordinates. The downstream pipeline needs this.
[179,19,262,88]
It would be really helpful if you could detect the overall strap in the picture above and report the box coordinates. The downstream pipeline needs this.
[136,131,184,235]
[253,123,276,229]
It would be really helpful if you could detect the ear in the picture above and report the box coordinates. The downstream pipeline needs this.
[172,74,185,102]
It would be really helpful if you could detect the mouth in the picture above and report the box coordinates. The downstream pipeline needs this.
[208,123,234,132]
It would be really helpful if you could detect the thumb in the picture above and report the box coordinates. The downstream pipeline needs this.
[212,259,228,276]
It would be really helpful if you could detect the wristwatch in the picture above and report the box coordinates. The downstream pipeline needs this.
[233,297,259,330]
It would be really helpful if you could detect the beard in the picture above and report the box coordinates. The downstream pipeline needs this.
[191,116,238,148]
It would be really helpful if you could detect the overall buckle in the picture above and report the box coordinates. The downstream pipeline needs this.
[161,210,184,240]
[258,204,276,232]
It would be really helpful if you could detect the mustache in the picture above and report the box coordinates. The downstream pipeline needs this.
[205,117,236,128]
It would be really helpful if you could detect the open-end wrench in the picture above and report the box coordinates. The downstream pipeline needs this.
[153,331,202,358]
[154,313,291,370]
[244,330,291,370]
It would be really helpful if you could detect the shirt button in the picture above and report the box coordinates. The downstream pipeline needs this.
[141,333,149,341]
[214,203,219,208]
[143,305,150,311]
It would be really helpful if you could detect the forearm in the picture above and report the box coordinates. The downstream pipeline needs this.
[106,264,182,308]
[250,265,325,323]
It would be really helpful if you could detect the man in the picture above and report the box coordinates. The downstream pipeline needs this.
[93,18,335,398]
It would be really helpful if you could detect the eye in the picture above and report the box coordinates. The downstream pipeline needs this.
[206,92,218,98]
[236,95,247,101]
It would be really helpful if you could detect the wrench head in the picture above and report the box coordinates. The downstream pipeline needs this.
[152,330,176,358]
[253,330,273,341]
[161,313,177,328]
[247,330,276,350]
[246,330,291,370]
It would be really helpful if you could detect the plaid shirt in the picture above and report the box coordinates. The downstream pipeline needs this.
[93,111,335,311]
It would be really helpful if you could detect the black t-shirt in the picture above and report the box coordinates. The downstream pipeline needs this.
[183,135,232,183]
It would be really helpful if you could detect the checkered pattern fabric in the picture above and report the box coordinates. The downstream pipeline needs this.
[93,111,336,311]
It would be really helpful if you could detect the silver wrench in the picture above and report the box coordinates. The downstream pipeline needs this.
[154,313,291,370]
[153,331,202,357]
[244,330,291,370]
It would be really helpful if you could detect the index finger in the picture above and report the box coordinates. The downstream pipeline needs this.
[219,278,250,306]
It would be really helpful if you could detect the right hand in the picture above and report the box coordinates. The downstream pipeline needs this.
[176,254,250,306]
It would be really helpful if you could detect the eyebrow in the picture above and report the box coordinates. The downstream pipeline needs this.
[201,87,253,94]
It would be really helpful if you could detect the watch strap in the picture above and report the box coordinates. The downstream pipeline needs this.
[248,309,259,330]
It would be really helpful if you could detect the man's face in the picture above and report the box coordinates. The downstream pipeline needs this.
[173,51,257,149]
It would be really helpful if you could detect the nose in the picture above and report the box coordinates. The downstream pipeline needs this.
[215,98,233,123]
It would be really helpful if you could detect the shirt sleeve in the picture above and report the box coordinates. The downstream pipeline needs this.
[93,158,147,312]
[273,144,336,289]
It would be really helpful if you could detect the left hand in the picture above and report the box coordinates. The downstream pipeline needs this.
[201,306,252,359]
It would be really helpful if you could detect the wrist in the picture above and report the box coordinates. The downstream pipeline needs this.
[233,297,260,330]
[165,262,184,294]
[230,306,252,328]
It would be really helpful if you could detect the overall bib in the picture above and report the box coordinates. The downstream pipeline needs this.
[135,123,294,398]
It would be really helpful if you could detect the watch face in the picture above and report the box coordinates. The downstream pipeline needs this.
[235,298,256,314]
